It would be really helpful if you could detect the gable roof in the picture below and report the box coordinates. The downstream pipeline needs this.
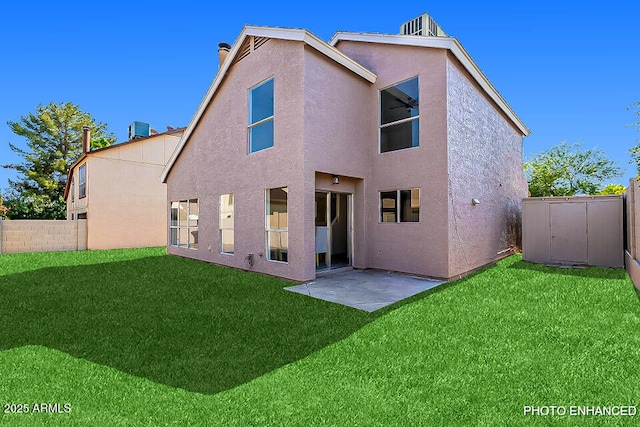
[64,127,185,200]
[161,26,377,183]
[330,32,530,136]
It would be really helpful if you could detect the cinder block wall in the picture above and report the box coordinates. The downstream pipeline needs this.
[0,220,87,254]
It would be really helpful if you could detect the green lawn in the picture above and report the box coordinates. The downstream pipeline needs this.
[1,249,639,426]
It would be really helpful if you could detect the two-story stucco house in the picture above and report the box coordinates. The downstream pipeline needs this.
[161,23,529,282]
[65,126,184,249]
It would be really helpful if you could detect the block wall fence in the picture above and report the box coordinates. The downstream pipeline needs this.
[0,220,87,254]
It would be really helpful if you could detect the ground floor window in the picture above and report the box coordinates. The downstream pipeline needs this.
[220,193,234,254]
[380,188,420,222]
[170,199,199,249]
[266,187,288,262]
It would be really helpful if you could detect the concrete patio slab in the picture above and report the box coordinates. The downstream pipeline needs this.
[285,269,446,312]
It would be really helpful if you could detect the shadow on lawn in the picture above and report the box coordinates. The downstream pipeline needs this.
[507,259,628,280]
[0,255,371,394]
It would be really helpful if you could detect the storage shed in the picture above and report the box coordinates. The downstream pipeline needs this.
[522,195,624,268]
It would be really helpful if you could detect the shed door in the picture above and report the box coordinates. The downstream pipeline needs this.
[550,202,587,263]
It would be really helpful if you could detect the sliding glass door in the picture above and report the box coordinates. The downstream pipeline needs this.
[315,191,352,271]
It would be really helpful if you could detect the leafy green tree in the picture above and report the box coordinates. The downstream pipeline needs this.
[0,190,67,220]
[524,141,624,197]
[597,183,626,195]
[2,102,116,219]
[0,194,8,219]
[629,101,640,176]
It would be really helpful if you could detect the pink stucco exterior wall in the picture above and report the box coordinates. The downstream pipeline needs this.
[445,57,527,276]
[166,35,527,281]
[167,39,308,280]
[335,41,451,278]
[301,46,372,279]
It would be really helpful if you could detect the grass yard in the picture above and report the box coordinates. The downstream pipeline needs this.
[1,248,639,426]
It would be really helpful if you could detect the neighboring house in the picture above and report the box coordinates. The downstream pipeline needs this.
[161,21,529,282]
[65,126,184,250]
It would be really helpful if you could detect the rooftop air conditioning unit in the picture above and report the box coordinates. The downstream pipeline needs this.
[400,13,447,37]
[128,121,150,140]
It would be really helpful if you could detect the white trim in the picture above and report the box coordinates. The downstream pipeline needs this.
[330,32,530,137]
[161,26,377,183]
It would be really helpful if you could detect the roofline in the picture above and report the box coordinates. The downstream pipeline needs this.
[64,128,184,199]
[247,27,377,83]
[63,153,87,200]
[329,32,530,136]
[91,127,185,154]
[161,26,377,182]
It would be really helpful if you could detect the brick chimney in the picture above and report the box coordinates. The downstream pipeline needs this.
[82,126,91,153]
[218,42,231,68]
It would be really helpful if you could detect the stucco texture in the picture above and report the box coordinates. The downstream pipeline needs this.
[167,38,307,280]
[167,34,528,281]
[446,58,527,276]
[336,41,451,278]
[67,134,179,250]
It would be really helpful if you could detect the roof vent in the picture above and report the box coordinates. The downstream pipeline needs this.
[128,121,150,140]
[400,13,447,37]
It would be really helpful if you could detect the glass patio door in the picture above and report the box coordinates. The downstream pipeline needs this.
[315,191,352,271]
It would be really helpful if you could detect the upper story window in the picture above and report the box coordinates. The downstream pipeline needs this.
[248,78,274,153]
[78,164,87,198]
[380,188,420,223]
[70,179,75,203]
[379,76,419,153]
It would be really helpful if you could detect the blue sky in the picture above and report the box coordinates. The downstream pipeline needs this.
[1,1,639,191]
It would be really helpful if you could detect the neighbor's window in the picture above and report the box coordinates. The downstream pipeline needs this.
[70,179,75,203]
[266,187,288,262]
[170,199,199,249]
[220,193,234,254]
[78,164,87,198]
[380,189,420,222]
[248,78,274,153]
[380,76,419,153]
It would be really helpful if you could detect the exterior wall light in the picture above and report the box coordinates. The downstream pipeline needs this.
[332,175,339,185]
[472,198,480,205]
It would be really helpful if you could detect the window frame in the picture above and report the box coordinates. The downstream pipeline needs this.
[169,199,199,250]
[78,164,87,199]
[248,77,275,154]
[379,188,420,223]
[265,187,288,263]
[378,75,420,154]
[219,193,234,255]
